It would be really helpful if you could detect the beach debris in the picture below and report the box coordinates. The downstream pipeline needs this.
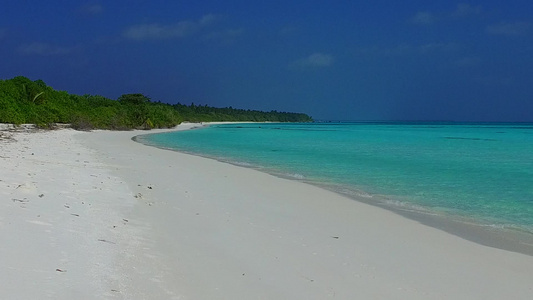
[71,213,80,217]
[147,186,153,189]
[38,194,44,198]
[332,236,339,239]
[56,268,66,272]
[12,198,28,203]
[98,239,116,244]
[122,218,128,223]
[64,204,70,208]
[0,132,16,142]
[134,192,143,199]
[111,289,120,293]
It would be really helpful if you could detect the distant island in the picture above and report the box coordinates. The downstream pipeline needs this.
[0,76,313,130]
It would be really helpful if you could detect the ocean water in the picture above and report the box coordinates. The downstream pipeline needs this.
[138,122,533,234]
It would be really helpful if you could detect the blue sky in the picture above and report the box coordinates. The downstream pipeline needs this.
[1,1,532,121]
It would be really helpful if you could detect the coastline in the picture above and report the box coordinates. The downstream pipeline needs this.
[136,123,533,257]
[2,124,533,299]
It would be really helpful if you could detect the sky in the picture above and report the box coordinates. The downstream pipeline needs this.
[1,1,532,121]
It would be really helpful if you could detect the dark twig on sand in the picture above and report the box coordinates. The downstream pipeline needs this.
[98,239,116,244]
[12,198,29,203]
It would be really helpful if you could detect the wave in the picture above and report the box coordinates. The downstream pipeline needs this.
[444,136,497,141]
[285,173,305,180]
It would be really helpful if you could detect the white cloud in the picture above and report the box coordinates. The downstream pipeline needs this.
[452,3,482,17]
[410,11,436,25]
[355,43,458,57]
[124,14,220,41]
[124,22,197,40]
[291,53,334,68]
[81,3,103,15]
[199,14,219,26]
[410,5,482,25]
[18,42,72,56]
[486,22,530,36]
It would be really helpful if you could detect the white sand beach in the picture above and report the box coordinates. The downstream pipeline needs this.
[1,125,533,299]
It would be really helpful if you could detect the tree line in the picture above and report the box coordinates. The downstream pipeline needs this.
[0,76,313,130]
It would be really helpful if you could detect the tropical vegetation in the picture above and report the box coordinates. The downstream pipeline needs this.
[0,76,313,130]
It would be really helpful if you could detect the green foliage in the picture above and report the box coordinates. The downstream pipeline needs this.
[118,93,150,105]
[173,103,313,123]
[0,76,313,129]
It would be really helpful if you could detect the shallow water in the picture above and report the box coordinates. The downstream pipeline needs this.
[139,122,533,234]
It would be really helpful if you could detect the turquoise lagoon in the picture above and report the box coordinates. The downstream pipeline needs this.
[137,122,533,235]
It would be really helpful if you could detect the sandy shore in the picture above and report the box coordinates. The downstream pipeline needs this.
[1,125,533,299]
